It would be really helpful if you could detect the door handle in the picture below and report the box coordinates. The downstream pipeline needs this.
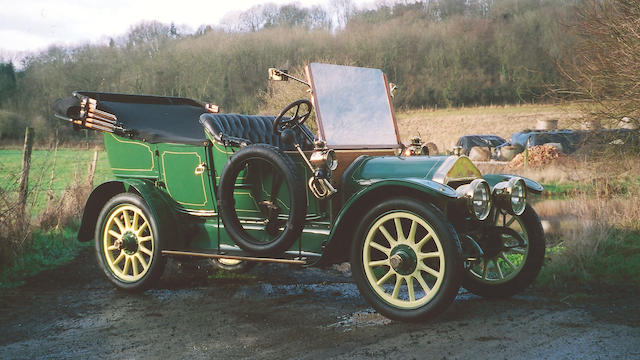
[194,163,207,175]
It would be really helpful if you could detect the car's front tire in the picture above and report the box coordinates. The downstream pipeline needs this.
[462,204,545,298]
[351,198,463,322]
[95,193,165,291]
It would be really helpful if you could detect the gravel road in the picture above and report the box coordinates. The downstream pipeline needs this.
[1,248,638,359]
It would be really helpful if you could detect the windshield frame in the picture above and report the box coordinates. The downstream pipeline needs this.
[305,63,401,150]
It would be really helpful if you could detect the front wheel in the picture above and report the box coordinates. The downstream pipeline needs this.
[95,193,165,291]
[462,204,545,298]
[351,198,463,322]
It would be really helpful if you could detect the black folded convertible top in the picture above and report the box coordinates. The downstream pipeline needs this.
[57,91,210,145]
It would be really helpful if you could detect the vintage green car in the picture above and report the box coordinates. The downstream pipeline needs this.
[52,63,545,321]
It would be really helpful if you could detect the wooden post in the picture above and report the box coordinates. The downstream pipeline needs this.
[18,127,34,216]
[87,148,99,187]
[49,137,59,190]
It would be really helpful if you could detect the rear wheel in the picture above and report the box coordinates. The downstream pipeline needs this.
[209,258,256,273]
[463,204,545,298]
[351,198,463,322]
[95,193,165,291]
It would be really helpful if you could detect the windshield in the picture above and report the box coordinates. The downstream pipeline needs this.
[307,63,400,149]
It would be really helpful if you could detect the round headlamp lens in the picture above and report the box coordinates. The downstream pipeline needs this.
[471,180,491,221]
[510,178,526,216]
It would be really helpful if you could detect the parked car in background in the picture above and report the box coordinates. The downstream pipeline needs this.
[455,135,507,156]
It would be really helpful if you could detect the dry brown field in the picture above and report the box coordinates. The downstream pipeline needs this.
[396,103,584,152]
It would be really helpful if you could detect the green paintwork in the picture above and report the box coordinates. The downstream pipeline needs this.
[157,143,215,211]
[104,133,158,178]
[91,109,537,268]
[345,155,448,182]
[94,129,466,265]
[340,154,459,203]
[117,178,181,249]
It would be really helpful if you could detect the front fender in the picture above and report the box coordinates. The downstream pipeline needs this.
[482,174,544,194]
[77,180,180,248]
[312,178,457,266]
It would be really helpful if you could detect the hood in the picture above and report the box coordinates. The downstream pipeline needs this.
[345,155,481,184]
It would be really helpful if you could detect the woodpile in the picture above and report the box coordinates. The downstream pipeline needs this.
[507,144,567,168]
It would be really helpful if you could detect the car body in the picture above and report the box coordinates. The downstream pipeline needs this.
[53,63,546,321]
[511,128,639,154]
[455,134,507,156]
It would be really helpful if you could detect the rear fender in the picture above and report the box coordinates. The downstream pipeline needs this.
[313,178,457,266]
[77,180,180,248]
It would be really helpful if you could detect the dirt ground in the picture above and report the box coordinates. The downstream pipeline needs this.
[1,248,638,360]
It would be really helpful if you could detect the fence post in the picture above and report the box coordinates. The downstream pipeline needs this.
[87,148,99,188]
[18,127,34,216]
[49,130,59,190]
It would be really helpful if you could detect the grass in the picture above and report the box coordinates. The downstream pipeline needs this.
[0,224,91,288]
[0,149,112,214]
[0,148,112,287]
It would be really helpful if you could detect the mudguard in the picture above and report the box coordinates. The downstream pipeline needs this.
[313,178,458,266]
[482,174,544,194]
[77,180,180,249]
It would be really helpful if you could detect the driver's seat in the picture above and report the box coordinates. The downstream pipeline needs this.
[200,113,314,151]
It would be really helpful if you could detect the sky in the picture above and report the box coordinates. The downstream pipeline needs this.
[0,0,377,62]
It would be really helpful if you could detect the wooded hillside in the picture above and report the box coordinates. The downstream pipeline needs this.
[0,0,574,142]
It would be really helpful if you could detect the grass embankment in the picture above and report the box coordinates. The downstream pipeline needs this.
[533,171,640,290]
[0,148,112,287]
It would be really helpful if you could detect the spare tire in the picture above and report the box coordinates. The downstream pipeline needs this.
[218,144,307,256]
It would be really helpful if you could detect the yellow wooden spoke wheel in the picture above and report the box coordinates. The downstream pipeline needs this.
[96,193,165,290]
[351,198,463,322]
[363,212,445,309]
[102,204,154,282]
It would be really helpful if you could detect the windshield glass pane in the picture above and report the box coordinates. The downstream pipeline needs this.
[309,63,399,148]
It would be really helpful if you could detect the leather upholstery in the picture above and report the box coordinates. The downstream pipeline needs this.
[199,113,314,151]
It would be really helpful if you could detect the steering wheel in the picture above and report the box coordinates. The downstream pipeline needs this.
[273,99,312,134]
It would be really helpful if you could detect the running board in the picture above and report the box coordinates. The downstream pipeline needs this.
[161,250,308,265]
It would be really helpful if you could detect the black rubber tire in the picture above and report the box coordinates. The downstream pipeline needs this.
[350,198,463,322]
[95,193,165,291]
[218,144,307,256]
[462,204,545,298]
[209,258,256,273]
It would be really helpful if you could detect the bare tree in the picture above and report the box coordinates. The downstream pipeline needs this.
[558,0,640,123]
[330,0,356,28]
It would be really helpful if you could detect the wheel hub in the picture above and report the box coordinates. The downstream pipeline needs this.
[481,231,503,258]
[122,232,139,255]
[390,245,417,275]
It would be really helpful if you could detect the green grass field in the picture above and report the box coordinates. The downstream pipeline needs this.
[0,148,112,286]
[0,149,112,214]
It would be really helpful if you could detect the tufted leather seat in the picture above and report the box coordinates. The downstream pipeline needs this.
[199,113,314,151]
